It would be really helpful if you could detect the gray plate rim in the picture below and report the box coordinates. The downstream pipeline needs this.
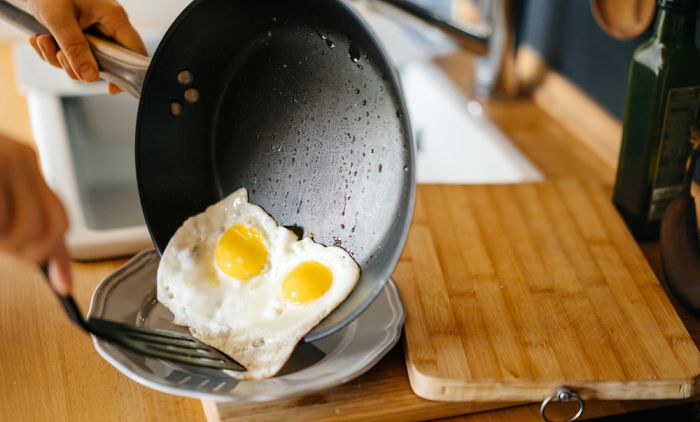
[87,249,405,402]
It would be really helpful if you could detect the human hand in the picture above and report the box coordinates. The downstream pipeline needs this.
[0,134,72,295]
[26,0,147,94]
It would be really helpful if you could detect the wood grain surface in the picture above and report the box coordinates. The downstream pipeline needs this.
[518,46,622,174]
[398,182,700,402]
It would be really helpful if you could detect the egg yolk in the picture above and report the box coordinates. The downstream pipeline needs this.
[215,224,268,281]
[282,262,333,304]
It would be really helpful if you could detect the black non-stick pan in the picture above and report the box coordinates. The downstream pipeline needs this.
[0,0,421,341]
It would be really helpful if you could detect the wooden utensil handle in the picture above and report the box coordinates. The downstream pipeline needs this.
[0,0,149,98]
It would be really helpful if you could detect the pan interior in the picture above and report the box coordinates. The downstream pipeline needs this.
[137,0,413,340]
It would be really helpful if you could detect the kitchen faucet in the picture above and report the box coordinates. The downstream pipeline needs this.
[374,0,518,99]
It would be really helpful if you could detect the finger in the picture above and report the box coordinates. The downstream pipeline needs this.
[57,50,79,80]
[48,242,72,296]
[28,35,44,61]
[107,83,122,95]
[1,193,36,257]
[4,149,46,258]
[17,184,68,264]
[41,11,98,82]
[93,3,147,55]
[36,34,61,68]
[43,186,69,245]
[0,144,16,244]
[0,164,12,238]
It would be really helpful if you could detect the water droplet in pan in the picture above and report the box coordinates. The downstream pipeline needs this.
[317,31,336,49]
[349,43,361,63]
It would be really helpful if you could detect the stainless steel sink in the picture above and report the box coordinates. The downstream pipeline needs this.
[401,61,542,183]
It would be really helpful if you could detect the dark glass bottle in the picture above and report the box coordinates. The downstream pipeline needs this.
[613,0,700,239]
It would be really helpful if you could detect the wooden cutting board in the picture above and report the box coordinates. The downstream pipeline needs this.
[397,181,700,402]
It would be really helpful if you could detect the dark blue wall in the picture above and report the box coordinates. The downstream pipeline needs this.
[519,0,700,119]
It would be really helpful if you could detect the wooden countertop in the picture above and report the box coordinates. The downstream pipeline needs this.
[1,41,698,421]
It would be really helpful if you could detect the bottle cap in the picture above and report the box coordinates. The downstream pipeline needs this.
[658,0,699,11]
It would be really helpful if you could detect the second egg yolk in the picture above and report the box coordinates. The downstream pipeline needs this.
[215,224,268,281]
[282,261,333,304]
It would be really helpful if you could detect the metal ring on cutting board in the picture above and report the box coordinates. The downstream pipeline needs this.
[539,386,585,422]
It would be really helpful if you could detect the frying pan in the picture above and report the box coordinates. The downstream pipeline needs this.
[0,0,474,341]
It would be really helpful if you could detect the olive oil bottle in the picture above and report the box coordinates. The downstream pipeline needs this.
[613,0,700,239]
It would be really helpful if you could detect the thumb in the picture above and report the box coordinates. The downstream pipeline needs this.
[41,12,98,82]
[48,242,72,297]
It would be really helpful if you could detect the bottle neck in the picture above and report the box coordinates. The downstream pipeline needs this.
[653,7,697,45]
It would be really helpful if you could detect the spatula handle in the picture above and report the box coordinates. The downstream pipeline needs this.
[40,263,89,332]
[0,0,149,98]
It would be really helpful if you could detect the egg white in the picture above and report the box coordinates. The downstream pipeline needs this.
[157,188,360,379]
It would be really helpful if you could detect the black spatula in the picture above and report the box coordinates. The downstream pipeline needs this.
[41,264,245,371]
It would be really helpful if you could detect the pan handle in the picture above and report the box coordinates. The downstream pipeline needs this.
[0,0,149,98]
[84,34,150,98]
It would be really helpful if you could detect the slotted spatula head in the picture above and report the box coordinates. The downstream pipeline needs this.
[41,264,245,371]
[87,318,245,371]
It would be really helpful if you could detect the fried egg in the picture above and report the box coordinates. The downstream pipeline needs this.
[157,188,360,379]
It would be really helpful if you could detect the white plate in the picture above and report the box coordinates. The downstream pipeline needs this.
[88,250,405,402]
